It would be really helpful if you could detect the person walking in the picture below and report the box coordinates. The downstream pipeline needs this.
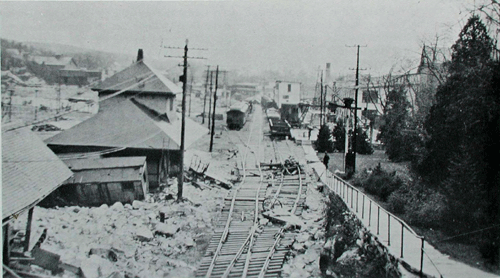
[323,152,330,168]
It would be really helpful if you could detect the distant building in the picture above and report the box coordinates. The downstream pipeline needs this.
[274,81,301,127]
[273,81,301,108]
[229,83,260,99]
[27,54,102,86]
[45,50,208,190]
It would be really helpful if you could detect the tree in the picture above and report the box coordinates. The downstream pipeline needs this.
[419,16,500,263]
[315,124,334,153]
[332,119,346,152]
[377,86,417,161]
[354,126,374,155]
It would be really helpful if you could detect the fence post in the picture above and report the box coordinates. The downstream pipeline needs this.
[351,187,353,208]
[400,224,404,258]
[420,238,425,277]
[368,200,372,226]
[388,214,391,246]
[377,206,380,235]
[362,195,365,219]
[356,190,359,213]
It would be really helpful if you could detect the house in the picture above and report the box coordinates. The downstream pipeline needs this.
[2,124,73,265]
[274,81,301,126]
[41,157,149,207]
[27,55,102,85]
[274,81,301,108]
[45,50,208,190]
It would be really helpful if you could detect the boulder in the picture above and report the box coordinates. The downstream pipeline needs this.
[134,226,154,242]
[132,200,146,210]
[110,202,124,211]
[154,223,179,237]
[80,255,115,278]
[296,232,310,243]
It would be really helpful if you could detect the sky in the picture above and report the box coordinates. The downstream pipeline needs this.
[0,0,476,78]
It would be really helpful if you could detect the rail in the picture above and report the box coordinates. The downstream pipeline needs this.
[318,169,444,278]
[205,109,259,278]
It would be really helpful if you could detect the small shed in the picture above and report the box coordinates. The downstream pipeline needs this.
[42,157,149,207]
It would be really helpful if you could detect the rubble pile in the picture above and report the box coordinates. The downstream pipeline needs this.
[320,193,401,278]
[281,182,326,278]
[10,183,226,278]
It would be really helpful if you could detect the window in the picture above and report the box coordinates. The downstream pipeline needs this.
[283,95,290,99]
[288,84,292,92]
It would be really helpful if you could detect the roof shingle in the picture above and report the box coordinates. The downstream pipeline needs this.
[2,127,73,221]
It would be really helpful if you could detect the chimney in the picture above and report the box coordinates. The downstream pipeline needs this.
[325,63,331,84]
[137,49,144,62]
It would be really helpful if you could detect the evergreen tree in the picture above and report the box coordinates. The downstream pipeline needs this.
[332,119,346,152]
[419,16,499,262]
[354,126,374,155]
[315,124,334,153]
[377,86,416,161]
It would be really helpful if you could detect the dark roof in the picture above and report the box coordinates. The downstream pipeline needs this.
[92,60,181,95]
[2,127,73,221]
[64,157,146,170]
[31,56,75,67]
[45,98,207,150]
[65,168,143,184]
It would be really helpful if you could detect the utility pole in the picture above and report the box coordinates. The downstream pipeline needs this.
[320,71,324,126]
[164,40,207,201]
[202,66,210,124]
[324,84,328,125]
[209,65,219,152]
[208,71,213,130]
[346,44,367,176]
[178,41,188,201]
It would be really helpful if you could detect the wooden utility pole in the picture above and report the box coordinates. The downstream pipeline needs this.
[202,66,210,124]
[208,71,213,130]
[320,71,324,126]
[345,44,366,175]
[164,40,207,201]
[209,66,219,152]
[178,41,188,201]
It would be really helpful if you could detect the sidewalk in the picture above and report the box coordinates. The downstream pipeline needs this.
[301,144,499,278]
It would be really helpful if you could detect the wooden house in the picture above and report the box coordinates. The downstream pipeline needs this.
[42,157,149,207]
[45,50,208,190]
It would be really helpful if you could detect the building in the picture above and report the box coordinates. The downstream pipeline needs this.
[45,50,208,190]
[2,125,73,265]
[273,81,301,108]
[42,157,149,207]
[27,55,102,86]
[274,81,301,126]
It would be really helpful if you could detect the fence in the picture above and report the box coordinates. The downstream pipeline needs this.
[317,169,444,278]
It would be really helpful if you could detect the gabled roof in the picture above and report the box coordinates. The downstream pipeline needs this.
[45,98,208,150]
[2,126,73,221]
[63,157,147,184]
[64,156,146,171]
[92,60,181,95]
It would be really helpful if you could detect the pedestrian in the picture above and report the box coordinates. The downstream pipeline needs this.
[308,128,312,140]
[323,152,330,168]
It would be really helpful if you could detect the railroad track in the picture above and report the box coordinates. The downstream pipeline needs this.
[196,105,307,278]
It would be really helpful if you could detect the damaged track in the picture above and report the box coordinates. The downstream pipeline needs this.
[196,106,307,278]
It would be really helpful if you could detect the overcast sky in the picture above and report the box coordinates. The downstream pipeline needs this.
[0,1,475,77]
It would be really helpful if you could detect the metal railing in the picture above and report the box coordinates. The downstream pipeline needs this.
[316,168,444,278]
